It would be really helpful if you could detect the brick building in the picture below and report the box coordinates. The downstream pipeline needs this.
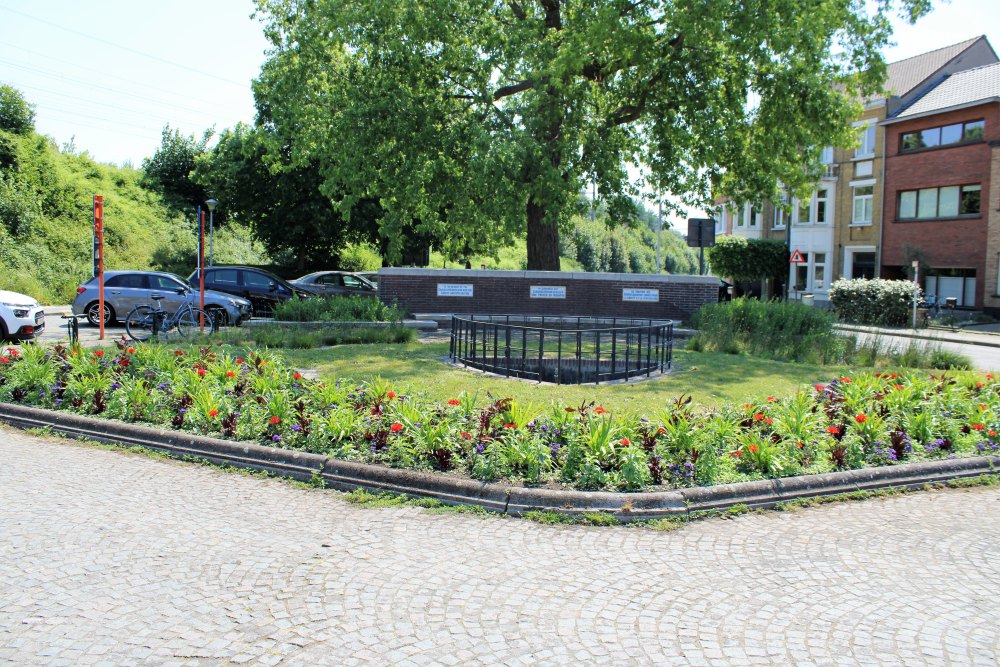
[712,36,998,306]
[880,61,1000,310]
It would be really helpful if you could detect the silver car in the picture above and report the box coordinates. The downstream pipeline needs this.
[72,271,252,327]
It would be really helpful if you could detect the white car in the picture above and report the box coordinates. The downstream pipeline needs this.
[0,289,45,342]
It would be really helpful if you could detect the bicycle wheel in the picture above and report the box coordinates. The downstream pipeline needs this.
[125,306,157,342]
[176,307,215,337]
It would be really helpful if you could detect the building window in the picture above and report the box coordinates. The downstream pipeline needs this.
[795,253,810,291]
[772,194,788,230]
[855,123,876,158]
[815,189,828,224]
[813,253,826,291]
[925,269,976,307]
[791,252,828,293]
[742,203,760,228]
[819,146,834,164]
[900,119,985,152]
[795,190,829,225]
[852,186,874,225]
[898,185,981,220]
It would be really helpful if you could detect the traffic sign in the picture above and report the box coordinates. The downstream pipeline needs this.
[790,249,805,264]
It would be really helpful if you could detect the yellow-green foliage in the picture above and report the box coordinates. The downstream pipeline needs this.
[0,129,266,303]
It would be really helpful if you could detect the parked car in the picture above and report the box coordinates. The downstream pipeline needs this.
[354,271,380,287]
[291,271,378,297]
[72,271,252,327]
[188,266,315,318]
[0,289,45,342]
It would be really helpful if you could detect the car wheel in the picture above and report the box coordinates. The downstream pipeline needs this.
[85,301,115,327]
[0,318,8,342]
[205,306,228,328]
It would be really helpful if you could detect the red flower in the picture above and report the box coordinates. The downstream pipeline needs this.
[976,382,984,389]
[894,384,904,391]
[387,391,396,399]
[269,416,281,425]
[840,377,852,383]
[657,426,666,435]
[174,350,184,356]
[460,431,472,440]
[797,442,805,449]
[292,372,303,380]
[748,444,759,454]
[370,407,378,415]
[980,404,987,411]
[196,368,206,377]
[971,423,985,431]
[989,430,997,437]
[126,347,135,354]
[814,384,825,392]
[764,417,773,425]
[855,414,867,424]
[890,373,898,379]
[503,423,516,429]
[119,359,129,367]
[209,409,219,417]
[226,371,235,378]
[620,438,630,447]
[766,396,777,403]
[753,412,765,421]
[730,450,742,458]
[390,422,403,432]
[987,374,994,380]
[447,399,461,406]
[94,350,104,358]
[594,406,607,414]
[236,358,244,364]
[0,357,9,363]
[8,349,20,356]
[827,425,840,435]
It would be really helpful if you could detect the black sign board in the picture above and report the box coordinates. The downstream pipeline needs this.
[687,218,716,248]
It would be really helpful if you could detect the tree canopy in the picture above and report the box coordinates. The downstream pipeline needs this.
[142,125,212,208]
[707,236,788,284]
[253,0,930,270]
[0,85,35,135]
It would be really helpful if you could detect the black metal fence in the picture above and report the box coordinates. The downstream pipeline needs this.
[450,315,673,384]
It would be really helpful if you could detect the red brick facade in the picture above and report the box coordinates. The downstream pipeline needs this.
[378,269,719,321]
[881,103,999,308]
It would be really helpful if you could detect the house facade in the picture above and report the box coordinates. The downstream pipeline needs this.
[711,36,998,307]
[880,62,1000,310]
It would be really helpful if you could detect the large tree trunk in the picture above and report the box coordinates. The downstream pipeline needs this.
[526,199,561,270]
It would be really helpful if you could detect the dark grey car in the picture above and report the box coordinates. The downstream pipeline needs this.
[291,271,377,297]
[72,271,252,327]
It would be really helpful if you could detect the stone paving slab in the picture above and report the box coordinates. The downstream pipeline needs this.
[2,427,999,666]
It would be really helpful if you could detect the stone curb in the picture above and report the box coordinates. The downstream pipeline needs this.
[1,402,997,521]
[246,319,438,330]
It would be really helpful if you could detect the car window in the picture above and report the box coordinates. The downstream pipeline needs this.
[343,276,369,289]
[106,274,147,289]
[151,275,186,291]
[244,271,275,288]
[318,274,342,286]
[209,269,239,286]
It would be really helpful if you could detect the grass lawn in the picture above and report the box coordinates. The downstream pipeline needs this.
[281,341,856,414]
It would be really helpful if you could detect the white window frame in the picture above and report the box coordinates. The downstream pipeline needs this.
[844,246,878,280]
[854,121,876,159]
[852,185,874,226]
[790,252,830,295]
[742,203,760,229]
[794,190,829,226]
[772,194,788,230]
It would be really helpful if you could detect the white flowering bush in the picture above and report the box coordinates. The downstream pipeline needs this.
[828,278,921,327]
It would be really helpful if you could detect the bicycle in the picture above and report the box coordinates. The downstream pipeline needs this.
[124,295,215,342]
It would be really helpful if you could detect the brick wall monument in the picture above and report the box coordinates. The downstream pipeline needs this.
[377,268,719,321]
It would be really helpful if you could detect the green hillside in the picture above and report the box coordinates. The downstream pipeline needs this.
[0,129,264,304]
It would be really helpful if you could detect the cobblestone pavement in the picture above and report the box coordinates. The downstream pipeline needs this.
[2,429,999,666]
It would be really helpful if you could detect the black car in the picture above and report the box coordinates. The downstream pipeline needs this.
[188,266,314,317]
[291,271,377,297]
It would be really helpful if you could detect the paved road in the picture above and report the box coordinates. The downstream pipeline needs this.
[846,329,1000,371]
[2,429,999,666]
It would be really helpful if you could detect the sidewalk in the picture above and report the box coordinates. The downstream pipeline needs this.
[835,323,1000,349]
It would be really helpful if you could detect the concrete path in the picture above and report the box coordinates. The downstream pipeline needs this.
[2,428,999,666]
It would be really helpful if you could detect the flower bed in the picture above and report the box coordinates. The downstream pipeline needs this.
[1,342,998,492]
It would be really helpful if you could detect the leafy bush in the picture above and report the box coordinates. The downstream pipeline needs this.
[690,298,839,363]
[338,242,382,271]
[707,236,788,283]
[828,278,920,327]
[273,295,405,322]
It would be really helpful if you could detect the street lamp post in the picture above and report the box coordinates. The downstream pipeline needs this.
[206,198,218,267]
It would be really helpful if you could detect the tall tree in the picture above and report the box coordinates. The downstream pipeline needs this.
[0,85,35,135]
[142,125,212,208]
[254,0,930,270]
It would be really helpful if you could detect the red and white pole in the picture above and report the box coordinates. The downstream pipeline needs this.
[199,208,206,331]
[94,195,105,341]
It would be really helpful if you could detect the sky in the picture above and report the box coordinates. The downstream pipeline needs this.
[0,0,998,174]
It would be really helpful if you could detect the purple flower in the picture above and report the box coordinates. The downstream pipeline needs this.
[291,424,302,432]
[272,434,281,443]
[475,443,486,454]
[110,382,121,391]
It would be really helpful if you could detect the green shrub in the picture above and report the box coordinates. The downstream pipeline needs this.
[338,242,382,271]
[690,298,838,362]
[273,295,405,322]
[828,278,921,327]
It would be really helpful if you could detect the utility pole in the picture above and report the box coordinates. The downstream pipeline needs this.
[656,200,662,273]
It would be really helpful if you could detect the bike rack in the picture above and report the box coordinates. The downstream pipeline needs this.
[60,314,88,345]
